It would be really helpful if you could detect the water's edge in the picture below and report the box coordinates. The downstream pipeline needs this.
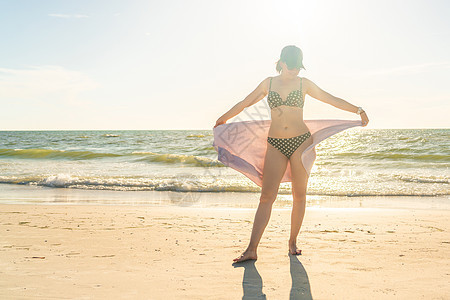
[0,183,448,211]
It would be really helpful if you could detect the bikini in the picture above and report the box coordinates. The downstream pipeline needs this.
[267,77,312,159]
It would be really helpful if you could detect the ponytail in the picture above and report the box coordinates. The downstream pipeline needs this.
[275,60,282,74]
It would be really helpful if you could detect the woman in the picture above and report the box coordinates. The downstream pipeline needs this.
[213,45,369,263]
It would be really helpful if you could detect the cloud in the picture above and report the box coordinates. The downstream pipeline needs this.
[48,13,89,18]
[362,61,450,76]
[0,65,99,107]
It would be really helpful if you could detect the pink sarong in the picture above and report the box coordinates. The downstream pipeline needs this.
[212,119,363,187]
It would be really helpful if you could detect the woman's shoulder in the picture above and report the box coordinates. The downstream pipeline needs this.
[261,76,273,94]
[300,76,311,86]
[300,77,314,94]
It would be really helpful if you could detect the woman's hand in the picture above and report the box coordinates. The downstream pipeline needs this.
[213,116,227,128]
[360,111,369,127]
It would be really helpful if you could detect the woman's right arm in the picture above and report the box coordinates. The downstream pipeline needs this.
[214,77,270,128]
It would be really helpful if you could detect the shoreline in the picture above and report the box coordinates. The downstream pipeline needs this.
[0,183,449,210]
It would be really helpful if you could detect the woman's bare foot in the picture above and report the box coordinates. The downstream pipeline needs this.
[233,248,257,263]
[289,241,302,255]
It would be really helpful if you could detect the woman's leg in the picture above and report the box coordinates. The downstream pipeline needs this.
[288,136,313,255]
[233,142,288,262]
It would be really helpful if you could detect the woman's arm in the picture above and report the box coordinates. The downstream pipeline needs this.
[214,77,270,128]
[303,77,360,113]
[304,77,369,126]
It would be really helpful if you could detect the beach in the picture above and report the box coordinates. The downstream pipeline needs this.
[1,188,449,299]
[0,128,448,298]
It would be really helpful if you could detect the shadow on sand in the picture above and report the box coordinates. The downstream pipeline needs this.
[232,253,313,299]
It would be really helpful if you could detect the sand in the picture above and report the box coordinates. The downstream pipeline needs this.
[0,203,449,299]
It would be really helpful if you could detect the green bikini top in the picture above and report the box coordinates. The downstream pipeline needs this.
[267,77,304,109]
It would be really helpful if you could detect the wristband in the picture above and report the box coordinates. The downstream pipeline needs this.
[356,107,364,115]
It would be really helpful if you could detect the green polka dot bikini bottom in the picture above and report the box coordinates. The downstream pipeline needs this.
[267,131,312,159]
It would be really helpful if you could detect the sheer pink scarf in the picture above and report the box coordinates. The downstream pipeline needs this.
[213,119,363,187]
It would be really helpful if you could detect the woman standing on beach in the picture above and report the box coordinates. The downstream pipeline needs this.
[213,45,369,263]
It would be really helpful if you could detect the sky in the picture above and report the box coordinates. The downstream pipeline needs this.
[0,0,449,130]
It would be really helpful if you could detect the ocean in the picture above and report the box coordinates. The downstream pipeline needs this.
[0,128,448,206]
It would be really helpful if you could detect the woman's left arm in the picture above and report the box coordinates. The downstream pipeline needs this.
[303,77,359,113]
[303,77,369,126]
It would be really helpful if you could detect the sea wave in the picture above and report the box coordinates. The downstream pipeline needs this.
[0,174,447,196]
[186,134,206,138]
[0,148,121,159]
[335,151,449,162]
[0,148,223,167]
[394,174,449,184]
[131,151,224,167]
[102,134,120,137]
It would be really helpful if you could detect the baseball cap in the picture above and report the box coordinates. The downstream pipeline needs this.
[280,45,305,70]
